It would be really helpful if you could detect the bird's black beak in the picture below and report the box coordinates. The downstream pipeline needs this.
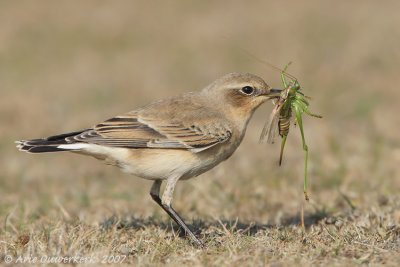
[261,88,282,99]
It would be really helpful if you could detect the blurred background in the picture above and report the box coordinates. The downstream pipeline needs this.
[1,0,399,252]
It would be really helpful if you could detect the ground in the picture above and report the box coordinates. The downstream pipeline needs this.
[1,1,399,266]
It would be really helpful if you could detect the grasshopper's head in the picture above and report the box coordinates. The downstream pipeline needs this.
[287,80,301,95]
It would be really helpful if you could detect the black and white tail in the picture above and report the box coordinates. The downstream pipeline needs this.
[16,129,90,153]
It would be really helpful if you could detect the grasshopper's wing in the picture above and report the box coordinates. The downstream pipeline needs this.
[259,103,282,144]
[260,87,291,143]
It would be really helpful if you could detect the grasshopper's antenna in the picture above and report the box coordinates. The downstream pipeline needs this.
[219,35,298,81]
[236,46,298,81]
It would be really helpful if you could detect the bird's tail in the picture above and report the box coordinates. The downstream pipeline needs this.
[16,129,89,153]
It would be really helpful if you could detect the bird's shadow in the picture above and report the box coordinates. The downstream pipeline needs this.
[100,207,329,237]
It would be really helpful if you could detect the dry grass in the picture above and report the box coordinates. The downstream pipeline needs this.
[1,1,400,266]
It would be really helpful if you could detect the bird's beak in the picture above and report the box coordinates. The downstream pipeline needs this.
[260,88,282,99]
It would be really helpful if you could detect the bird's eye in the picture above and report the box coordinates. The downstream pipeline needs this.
[240,86,255,95]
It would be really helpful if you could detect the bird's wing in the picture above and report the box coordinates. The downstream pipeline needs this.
[68,112,232,153]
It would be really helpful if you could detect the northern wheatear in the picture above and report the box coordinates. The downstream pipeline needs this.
[17,73,281,246]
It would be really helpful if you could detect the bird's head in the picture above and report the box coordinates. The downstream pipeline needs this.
[203,73,281,119]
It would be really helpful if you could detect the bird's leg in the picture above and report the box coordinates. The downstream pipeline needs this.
[149,179,203,247]
[150,180,163,204]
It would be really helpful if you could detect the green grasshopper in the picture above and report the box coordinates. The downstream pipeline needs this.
[260,63,322,201]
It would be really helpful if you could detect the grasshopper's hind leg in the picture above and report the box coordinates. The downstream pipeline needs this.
[294,106,310,201]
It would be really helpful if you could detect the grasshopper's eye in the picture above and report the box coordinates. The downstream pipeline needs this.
[240,86,255,95]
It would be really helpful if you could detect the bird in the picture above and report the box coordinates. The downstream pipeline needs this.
[16,73,281,246]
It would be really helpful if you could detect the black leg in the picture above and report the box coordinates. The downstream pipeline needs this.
[150,186,203,247]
